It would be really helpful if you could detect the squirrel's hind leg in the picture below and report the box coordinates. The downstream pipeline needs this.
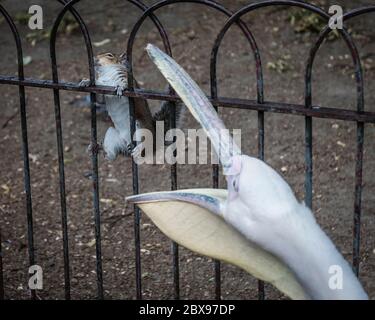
[103,127,131,160]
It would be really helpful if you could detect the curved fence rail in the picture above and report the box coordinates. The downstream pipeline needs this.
[0,0,374,300]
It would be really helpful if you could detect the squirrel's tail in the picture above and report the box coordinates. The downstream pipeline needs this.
[152,100,186,130]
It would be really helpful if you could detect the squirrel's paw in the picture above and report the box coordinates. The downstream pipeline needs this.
[122,142,134,157]
[131,143,144,161]
[87,141,103,154]
[115,83,126,96]
[79,78,91,87]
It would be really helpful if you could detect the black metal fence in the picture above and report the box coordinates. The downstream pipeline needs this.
[0,0,374,300]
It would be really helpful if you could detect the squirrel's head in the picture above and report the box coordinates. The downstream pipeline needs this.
[95,52,129,70]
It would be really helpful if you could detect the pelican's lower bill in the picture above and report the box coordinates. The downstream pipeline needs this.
[126,189,309,300]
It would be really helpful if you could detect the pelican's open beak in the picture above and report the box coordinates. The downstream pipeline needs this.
[126,189,309,300]
[146,44,241,176]
[142,45,308,299]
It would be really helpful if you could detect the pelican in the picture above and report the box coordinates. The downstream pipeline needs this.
[126,44,368,300]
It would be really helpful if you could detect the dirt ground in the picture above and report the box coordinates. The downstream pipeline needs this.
[0,0,374,300]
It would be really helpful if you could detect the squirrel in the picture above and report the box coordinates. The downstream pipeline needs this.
[79,52,184,161]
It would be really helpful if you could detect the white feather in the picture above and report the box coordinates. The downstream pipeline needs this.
[224,155,368,300]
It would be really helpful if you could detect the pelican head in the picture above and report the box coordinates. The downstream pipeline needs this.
[126,44,368,300]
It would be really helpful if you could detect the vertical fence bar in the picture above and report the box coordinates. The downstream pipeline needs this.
[172,240,180,299]
[126,0,173,300]
[353,123,364,275]
[257,109,265,300]
[129,0,180,299]
[347,11,367,276]
[51,0,103,299]
[169,98,180,300]
[168,80,179,299]
[305,43,313,210]
[256,42,265,302]
[213,253,221,300]
[90,91,103,298]
[19,76,36,301]
[19,73,36,301]
[210,1,266,300]
[305,49,313,213]
[128,94,142,299]
[127,44,142,300]
[210,35,220,299]
[212,163,221,300]
[49,7,71,301]
[0,4,36,300]
[51,3,71,296]
[340,8,375,276]
[50,83,71,300]
[210,34,220,299]
[0,228,4,300]
[211,86,221,300]
[305,8,367,277]
[304,118,313,209]
[352,29,365,276]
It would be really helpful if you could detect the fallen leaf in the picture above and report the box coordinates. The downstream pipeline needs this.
[140,248,150,255]
[29,153,39,163]
[1,184,10,195]
[93,39,111,47]
[100,198,113,204]
[64,157,73,165]
[86,239,96,247]
[105,178,119,183]
[22,56,32,66]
